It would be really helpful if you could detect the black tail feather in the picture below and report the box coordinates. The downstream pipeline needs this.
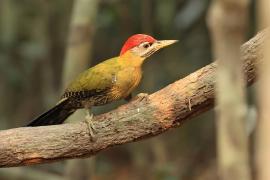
[27,99,74,127]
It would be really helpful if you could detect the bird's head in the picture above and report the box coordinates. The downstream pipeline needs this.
[120,34,177,59]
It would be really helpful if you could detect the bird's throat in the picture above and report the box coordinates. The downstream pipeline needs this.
[120,51,145,67]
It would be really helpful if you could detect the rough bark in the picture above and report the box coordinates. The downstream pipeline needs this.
[0,30,266,168]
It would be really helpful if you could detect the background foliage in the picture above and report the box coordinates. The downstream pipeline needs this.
[0,0,256,179]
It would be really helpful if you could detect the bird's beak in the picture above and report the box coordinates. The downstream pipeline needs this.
[154,40,178,49]
[140,39,178,59]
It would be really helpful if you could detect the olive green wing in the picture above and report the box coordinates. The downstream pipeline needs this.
[62,57,121,101]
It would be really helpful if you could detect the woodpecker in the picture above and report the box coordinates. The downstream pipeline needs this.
[27,34,177,139]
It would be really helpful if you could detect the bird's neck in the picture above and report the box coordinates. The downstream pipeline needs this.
[119,51,145,67]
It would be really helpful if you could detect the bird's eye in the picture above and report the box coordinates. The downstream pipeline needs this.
[143,43,150,48]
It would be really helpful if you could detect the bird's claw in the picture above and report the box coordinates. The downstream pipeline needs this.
[85,114,97,142]
[134,93,149,102]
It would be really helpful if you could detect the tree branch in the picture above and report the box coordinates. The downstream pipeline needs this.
[0,30,267,168]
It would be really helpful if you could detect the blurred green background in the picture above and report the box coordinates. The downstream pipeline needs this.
[0,0,256,180]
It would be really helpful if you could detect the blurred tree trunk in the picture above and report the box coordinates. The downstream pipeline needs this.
[256,1,270,180]
[0,0,70,177]
[0,1,51,127]
[62,0,99,180]
[0,0,19,129]
[62,0,98,88]
[207,0,251,180]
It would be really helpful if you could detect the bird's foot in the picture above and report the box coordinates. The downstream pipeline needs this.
[134,93,149,102]
[85,113,97,142]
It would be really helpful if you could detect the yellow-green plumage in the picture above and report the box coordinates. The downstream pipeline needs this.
[62,51,144,107]
[27,52,144,126]
[26,34,177,127]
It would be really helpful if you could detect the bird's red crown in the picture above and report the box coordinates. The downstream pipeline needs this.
[120,34,156,55]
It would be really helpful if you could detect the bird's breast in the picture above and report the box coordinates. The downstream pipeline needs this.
[112,66,142,98]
